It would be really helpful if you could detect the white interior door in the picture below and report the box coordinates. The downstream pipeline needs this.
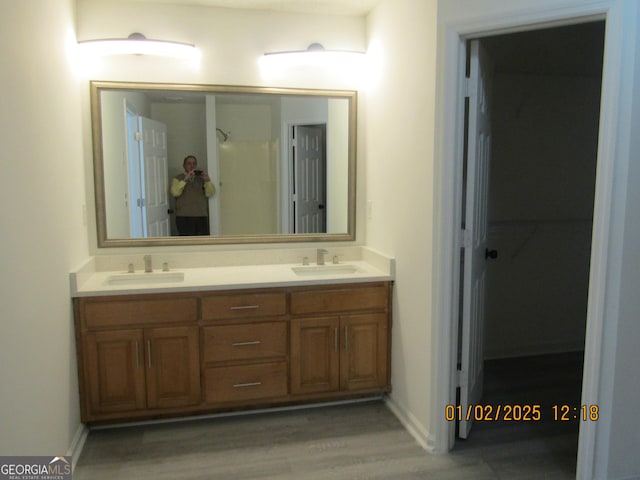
[293,125,326,233]
[459,39,493,439]
[126,107,144,237]
[140,117,170,237]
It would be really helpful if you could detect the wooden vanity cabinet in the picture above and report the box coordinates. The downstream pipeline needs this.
[289,283,391,396]
[75,295,201,422]
[74,282,392,424]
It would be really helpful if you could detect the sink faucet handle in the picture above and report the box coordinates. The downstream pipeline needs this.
[317,248,329,265]
[144,255,152,273]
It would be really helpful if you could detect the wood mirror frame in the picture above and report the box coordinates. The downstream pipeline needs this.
[90,80,357,247]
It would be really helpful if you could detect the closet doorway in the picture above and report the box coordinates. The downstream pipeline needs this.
[455,20,605,470]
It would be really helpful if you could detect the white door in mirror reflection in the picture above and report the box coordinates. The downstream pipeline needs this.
[126,114,170,238]
[293,125,326,233]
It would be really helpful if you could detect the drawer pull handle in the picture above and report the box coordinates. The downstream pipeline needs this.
[230,305,260,310]
[232,341,261,347]
[233,382,262,388]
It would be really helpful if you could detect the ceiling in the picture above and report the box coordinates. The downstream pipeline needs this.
[122,0,381,16]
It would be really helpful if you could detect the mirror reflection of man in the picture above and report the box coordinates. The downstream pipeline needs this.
[170,155,216,236]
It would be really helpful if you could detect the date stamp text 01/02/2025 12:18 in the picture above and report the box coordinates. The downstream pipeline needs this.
[445,404,600,422]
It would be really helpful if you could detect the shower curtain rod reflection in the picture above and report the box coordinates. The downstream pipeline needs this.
[216,128,230,142]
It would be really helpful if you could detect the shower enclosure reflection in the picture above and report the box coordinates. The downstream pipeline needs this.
[92,81,356,247]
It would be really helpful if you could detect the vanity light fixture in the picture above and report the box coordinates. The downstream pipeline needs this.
[261,43,365,69]
[77,33,200,60]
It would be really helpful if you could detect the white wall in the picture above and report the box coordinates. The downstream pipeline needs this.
[0,0,88,457]
[151,102,207,179]
[327,98,349,233]
[485,73,600,358]
[364,0,439,447]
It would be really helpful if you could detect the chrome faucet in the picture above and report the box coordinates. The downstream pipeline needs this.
[317,248,328,266]
[144,255,152,273]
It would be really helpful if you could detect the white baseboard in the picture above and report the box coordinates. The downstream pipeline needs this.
[384,395,438,454]
[66,423,89,471]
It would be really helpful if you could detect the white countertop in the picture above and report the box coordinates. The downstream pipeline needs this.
[70,253,394,298]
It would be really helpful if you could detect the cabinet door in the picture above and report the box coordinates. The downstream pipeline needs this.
[340,314,389,391]
[85,329,146,414]
[145,326,201,409]
[290,316,340,395]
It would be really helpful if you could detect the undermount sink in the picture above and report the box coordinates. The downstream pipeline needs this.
[106,271,185,285]
[291,264,361,276]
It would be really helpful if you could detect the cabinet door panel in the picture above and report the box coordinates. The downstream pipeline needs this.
[85,330,146,413]
[145,326,201,409]
[290,317,340,394]
[340,314,388,391]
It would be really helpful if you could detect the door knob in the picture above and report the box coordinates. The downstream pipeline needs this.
[485,248,498,260]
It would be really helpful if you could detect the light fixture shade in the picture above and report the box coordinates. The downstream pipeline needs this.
[261,43,365,69]
[77,33,199,60]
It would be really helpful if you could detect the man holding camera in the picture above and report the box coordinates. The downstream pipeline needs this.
[170,155,216,236]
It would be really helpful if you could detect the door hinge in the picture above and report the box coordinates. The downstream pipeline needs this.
[465,76,472,98]
[135,131,142,141]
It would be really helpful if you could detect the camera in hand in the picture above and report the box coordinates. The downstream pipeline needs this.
[194,170,203,176]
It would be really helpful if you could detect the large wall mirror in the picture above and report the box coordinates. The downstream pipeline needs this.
[90,81,357,247]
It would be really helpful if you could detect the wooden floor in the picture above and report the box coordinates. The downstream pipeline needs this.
[74,352,583,479]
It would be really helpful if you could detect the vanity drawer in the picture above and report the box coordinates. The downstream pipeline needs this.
[290,284,388,315]
[202,322,287,363]
[201,292,287,321]
[205,362,288,403]
[81,297,198,329]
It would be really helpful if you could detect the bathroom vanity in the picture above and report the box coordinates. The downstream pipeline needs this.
[71,253,394,424]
